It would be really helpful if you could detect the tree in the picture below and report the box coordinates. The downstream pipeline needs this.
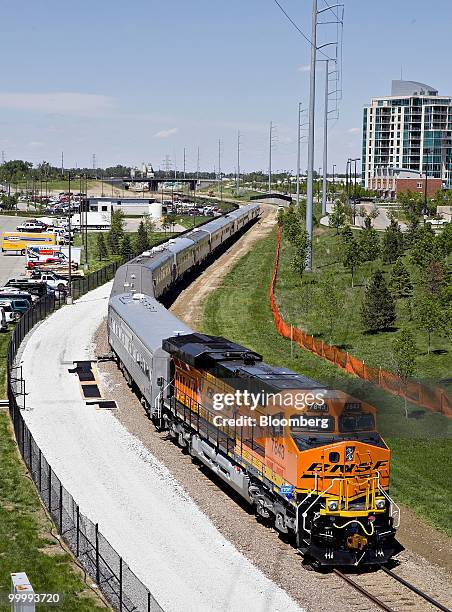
[409,224,436,267]
[342,237,361,287]
[340,225,353,243]
[96,233,108,261]
[415,294,444,355]
[359,226,380,263]
[143,214,156,240]
[389,258,412,298]
[329,201,346,233]
[136,220,150,254]
[361,270,396,331]
[392,328,417,418]
[314,273,345,342]
[120,234,133,261]
[424,260,445,297]
[290,231,310,277]
[107,209,125,254]
[435,223,452,259]
[382,218,404,263]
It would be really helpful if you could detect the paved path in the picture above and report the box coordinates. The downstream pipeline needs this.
[321,201,407,232]
[19,282,302,612]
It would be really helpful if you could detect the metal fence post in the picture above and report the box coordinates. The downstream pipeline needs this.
[76,504,80,557]
[95,522,100,585]
[29,434,32,474]
[59,482,63,533]
[119,557,123,611]
[38,448,42,491]
[21,417,24,457]
[48,464,52,510]
[148,592,151,612]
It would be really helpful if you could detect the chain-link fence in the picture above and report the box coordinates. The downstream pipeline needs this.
[7,265,164,612]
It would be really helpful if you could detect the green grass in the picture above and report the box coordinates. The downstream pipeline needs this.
[0,413,105,611]
[278,226,452,385]
[201,226,452,534]
[0,331,11,399]
[73,231,172,272]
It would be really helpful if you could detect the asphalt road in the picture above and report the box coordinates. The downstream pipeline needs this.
[0,215,28,285]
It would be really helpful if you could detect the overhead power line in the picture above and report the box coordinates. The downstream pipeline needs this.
[272,0,337,61]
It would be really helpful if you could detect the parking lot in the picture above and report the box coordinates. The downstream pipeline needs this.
[0,215,27,285]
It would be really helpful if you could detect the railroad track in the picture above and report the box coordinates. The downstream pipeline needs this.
[333,565,451,612]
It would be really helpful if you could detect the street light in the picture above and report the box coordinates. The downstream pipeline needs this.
[349,158,361,224]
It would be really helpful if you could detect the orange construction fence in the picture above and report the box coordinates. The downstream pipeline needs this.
[270,226,452,417]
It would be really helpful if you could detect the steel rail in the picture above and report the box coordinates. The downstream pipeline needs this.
[379,566,451,612]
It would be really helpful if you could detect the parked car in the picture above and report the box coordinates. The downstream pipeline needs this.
[5,279,52,299]
[0,288,34,305]
[16,221,48,233]
[0,298,30,318]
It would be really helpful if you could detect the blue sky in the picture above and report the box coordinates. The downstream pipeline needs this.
[0,0,451,173]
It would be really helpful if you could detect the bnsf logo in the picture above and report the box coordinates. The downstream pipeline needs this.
[305,460,388,474]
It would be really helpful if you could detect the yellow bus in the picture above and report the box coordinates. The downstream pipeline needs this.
[1,232,56,255]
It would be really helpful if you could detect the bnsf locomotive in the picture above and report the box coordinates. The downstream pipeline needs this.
[108,204,402,567]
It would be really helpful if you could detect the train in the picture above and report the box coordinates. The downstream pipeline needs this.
[107,203,403,568]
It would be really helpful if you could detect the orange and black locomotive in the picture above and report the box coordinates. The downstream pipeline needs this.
[161,333,403,567]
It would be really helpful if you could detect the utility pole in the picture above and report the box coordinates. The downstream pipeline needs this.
[322,59,329,216]
[305,0,318,271]
[332,163,336,202]
[61,152,64,177]
[296,103,302,205]
[183,147,186,179]
[67,172,72,302]
[236,129,241,196]
[268,121,273,193]
[196,147,200,181]
[217,139,221,198]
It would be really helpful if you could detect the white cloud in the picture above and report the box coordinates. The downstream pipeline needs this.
[298,64,310,72]
[0,92,115,116]
[348,127,360,134]
[154,127,178,139]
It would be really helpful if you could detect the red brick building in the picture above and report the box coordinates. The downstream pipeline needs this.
[395,177,443,198]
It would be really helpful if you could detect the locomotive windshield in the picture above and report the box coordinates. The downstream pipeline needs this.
[339,413,375,432]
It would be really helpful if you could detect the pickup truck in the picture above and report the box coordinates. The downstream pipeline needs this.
[28,271,69,292]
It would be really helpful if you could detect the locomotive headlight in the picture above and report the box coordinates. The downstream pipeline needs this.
[376,498,385,509]
[328,500,339,511]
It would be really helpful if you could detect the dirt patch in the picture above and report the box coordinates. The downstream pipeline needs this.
[170,204,276,328]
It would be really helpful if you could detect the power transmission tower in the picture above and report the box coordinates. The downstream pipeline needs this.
[196,147,200,181]
[1,150,5,164]
[183,147,186,179]
[268,121,275,193]
[306,0,343,270]
[92,154,97,178]
[217,139,222,199]
[61,152,64,176]
[236,130,241,196]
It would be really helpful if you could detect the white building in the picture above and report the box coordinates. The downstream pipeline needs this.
[362,80,452,196]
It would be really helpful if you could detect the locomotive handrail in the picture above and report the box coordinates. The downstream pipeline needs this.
[376,474,400,528]
[302,480,336,534]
